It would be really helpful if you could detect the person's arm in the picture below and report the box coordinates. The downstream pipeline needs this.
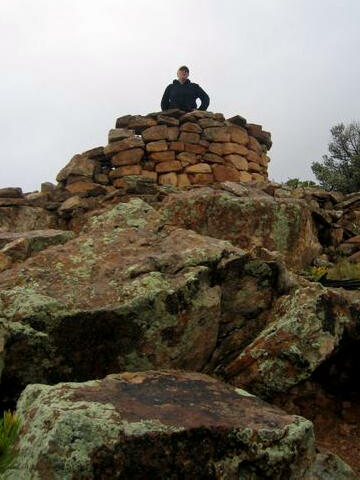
[196,85,210,111]
[161,85,172,111]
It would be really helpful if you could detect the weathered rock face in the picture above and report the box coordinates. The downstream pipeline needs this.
[0,206,57,232]
[159,186,321,270]
[3,370,320,480]
[0,198,245,407]
[222,283,355,399]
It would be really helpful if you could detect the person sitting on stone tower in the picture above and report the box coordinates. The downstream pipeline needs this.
[161,65,210,112]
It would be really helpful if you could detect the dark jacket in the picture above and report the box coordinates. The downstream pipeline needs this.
[161,79,210,112]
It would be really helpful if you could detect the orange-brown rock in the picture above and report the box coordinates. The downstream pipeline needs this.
[260,154,270,167]
[65,182,107,197]
[248,136,262,154]
[145,140,168,152]
[111,165,142,178]
[108,128,135,143]
[184,143,207,154]
[225,155,248,171]
[169,141,185,152]
[149,151,175,163]
[223,143,249,156]
[228,126,249,145]
[227,114,247,127]
[202,153,224,164]
[0,187,23,198]
[212,165,241,182]
[177,173,191,188]
[251,173,266,182]
[56,155,96,182]
[157,115,179,126]
[112,178,125,188]
[142,125,168,141]
[198,118,224,128]
[246,150,262,164]
[158,172,178,186]
[203,127,231,143]
[180,122,202,133]
[177,152,197,165]
[185,163,212,174]
[248,162,262,173]
[238,171,253,182]
[188,173,214,185]
[128,115,157,132]
[155,160,182,173]
[111,148,144,167]
[82,146,104,159]
[104,137,144,156]
[208,143,224,155]
[141,170,158,181]
[179,132,200,144]
[142,161,155,171]
[167,127,180,141]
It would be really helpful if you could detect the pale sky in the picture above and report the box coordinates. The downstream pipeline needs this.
[1,0,359,192]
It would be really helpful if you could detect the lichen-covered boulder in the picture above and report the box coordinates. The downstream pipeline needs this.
[3,370,321,479]
[223,283,353,398]
[159,186,321,270]
[0,198,248,408]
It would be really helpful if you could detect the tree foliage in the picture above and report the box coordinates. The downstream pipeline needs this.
[285,178,318,189]
[312,122,360,193]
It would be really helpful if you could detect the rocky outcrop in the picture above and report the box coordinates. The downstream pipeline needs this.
[4,370,356,480]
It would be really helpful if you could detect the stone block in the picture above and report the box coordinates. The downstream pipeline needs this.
[169,141,185,152]
[238,171,253,182]
[188,173,214,185]
[115,114,133,128]
[108,128,135,143]
[248,162,262,173]
[222,143,249,156]
[155,160,182,173]
[111,148,144,167]
[246,151,262,164]
[180,122,202,133]
[251,173,266,182]
[248,136,262,154]
[111,165,142,178]
[56,155,96,182]
[142,125,168,141]
[185,163,212,174]
[208,143,224,155]
[167,127,180,141]
[198,118,224,128]
[65,182,107,197]
[225,155,249,171]
[104,137,144,156]
[202,153,224,164]
[0,187,23,198]
[227,114,247,127]
[157,115,179,126]
[141,170,158,181]
[179,132,200,144]
[228,126,249,145]
[203,127,230,143]
[149,151,176,163]
[177,152,197,165]
[184,143,207,154]
[177,173,191,188]
[82,146,104,158]
[146,140,168,152]
[128,115,157,133]
[212,165,241,182]
[158,172,178,186]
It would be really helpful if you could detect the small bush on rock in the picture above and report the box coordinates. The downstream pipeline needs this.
[0,411,21,474]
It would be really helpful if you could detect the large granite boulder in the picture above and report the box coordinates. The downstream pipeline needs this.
[158,186,321,270]
[4,370,355,480]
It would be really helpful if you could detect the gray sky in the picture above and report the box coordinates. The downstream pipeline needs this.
[1,0,359,191]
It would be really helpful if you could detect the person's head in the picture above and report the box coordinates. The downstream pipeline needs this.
[177,65,189,83]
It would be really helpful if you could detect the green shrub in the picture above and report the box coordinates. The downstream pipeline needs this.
[0,411,21,474]
[303,266,328,281]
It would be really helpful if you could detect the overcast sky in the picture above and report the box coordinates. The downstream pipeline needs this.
[1,0,359,191]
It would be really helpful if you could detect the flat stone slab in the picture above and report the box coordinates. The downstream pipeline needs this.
[0,229,75,250]
[5,371,318,479]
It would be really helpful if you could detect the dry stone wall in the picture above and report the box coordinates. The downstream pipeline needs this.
[56,109,272,191]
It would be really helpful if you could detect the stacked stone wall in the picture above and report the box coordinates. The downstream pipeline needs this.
[56,109,271,192]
